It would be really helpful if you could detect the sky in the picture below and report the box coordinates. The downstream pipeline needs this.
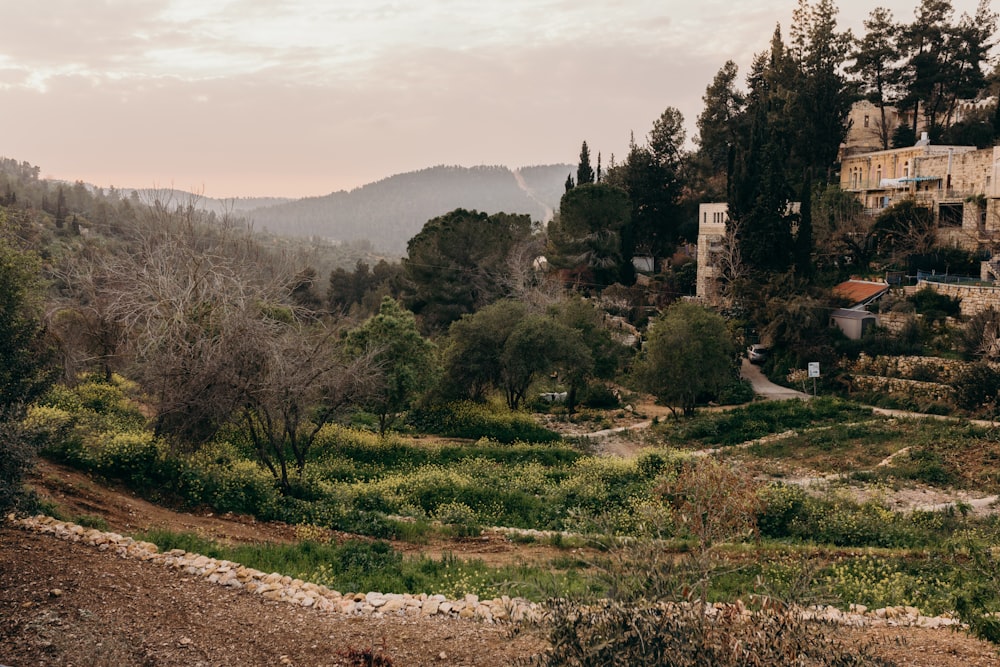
[0,0,992,198]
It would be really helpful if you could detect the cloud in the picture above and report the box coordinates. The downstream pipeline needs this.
[3,0,992,196]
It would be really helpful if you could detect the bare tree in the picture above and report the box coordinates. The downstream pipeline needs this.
[241,325,376,492]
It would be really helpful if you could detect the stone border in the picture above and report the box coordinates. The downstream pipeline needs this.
[9,514,541,624]
[8,514,965,631]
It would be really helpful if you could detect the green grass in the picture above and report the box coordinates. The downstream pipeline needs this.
[133,528,598,601]
[656,397,877,448]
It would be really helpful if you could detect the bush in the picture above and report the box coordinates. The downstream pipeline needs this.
[407,401,561,443]
[579,383,620,409]
[95,432,163,487]
[952,362,1000,415]
[716,379,754,405]
[0,420,47,514]
[532,598,892,666]
[909,287,961,322]
[757,487,935,549]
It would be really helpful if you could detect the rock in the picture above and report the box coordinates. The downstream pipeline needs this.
[382,599,405,614]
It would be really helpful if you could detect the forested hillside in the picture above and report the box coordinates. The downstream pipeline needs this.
[247,164,571,255]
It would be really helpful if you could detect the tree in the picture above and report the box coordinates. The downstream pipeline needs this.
[849,7,902,150]
[442,300,527,402]
[546,184,631,288]
[787,0,855,178]
[240,323,375,493]
[634,302,736,417]
[606,109,688,266]
[871,199,936,261]
[549,296,624,412]
[442,300,594,410]
[577,141,595,186]
[0,234,57,513]
[402,209,536,332]
[499,315,591,410]
[345,297,436,435]
[728,81,796,275]
[49,245,127,382]
[897,0,996,138]
[794,172,814,277]
[696,60,746,175]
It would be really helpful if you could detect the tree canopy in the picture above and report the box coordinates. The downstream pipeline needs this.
[634,302,736,417]
[546,184,631,289]
[345,297,436,435]
[402,208,536,333]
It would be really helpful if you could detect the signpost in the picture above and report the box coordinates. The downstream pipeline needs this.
[807,362,820,396]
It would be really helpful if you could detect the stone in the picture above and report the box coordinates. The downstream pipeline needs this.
[382,599,405,614]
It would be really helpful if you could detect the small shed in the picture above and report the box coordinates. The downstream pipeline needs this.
[831,308,877,340]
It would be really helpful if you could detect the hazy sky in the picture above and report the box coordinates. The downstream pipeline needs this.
[0,1,991,198]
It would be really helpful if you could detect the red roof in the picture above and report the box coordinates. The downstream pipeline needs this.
[832,280,889,306]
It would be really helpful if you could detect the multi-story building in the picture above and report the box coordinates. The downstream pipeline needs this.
[695,203,729,304]
[839,139,1000,251]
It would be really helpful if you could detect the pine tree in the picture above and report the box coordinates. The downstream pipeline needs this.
[849,7,901,150]
[577,141,595,185]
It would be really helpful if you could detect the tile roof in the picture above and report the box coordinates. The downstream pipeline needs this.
[832,280,890,307]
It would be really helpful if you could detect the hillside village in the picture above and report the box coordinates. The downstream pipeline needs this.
[6,1,1000,665]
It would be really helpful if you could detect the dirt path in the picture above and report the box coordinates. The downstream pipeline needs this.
[0,524,547,666]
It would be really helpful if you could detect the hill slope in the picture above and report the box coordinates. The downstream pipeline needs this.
[247,164,571,256]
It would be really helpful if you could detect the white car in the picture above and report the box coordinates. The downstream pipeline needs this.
[747,344,769,364]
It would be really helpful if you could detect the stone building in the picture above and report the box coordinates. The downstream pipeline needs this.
[840,141,1000,251]
[695,202,729,304]
[840,100,902,158]
[695,201,799,304]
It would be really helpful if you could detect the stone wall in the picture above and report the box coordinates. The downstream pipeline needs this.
[850,353,969,404]
[851,376,956,403]
[9,514,964,631]
[916,280,1000,317]
[852,353,971,383]
[12,514,540,624]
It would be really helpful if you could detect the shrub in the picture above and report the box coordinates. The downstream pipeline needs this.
[909,286,961,322]
[716,378,754,405]
[407,401,561,443]
[185,444,283,518]
[0,420,48,514]
[531,598,892,666]
[95,432,163,487]
[579,383,620,409]
[952,362,1000,414]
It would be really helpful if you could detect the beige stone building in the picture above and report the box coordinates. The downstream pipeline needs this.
[695,203,729,304]
[840,141,1000,251]
[695,201,799,304]
[840,100,902,158]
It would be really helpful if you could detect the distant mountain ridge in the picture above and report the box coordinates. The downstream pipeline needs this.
[246,164,573,256]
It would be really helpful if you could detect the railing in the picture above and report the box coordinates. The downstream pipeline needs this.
[916,270,982,285]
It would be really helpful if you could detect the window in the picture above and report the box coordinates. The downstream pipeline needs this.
[903,161,910,178]
[864,115,870,128]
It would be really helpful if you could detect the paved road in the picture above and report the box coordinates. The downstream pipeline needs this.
[739,358,812,400]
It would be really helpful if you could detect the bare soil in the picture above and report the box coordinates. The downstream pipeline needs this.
[2,461,999,666]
